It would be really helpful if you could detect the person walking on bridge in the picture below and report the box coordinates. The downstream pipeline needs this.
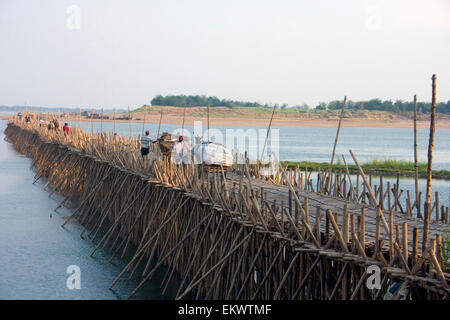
[63,123,69,135]
[140,130,152,158]
[172,135,191,168]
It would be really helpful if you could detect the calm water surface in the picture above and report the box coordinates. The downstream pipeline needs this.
[75,120,450,170]
[79,120,450,206]
[84,120,450,207]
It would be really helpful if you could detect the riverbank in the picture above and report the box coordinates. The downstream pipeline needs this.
[3,114,450,129]
[281,159,450,180]
[131,106,450,129]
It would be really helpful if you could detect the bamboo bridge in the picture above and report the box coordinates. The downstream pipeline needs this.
[3,116,450,300]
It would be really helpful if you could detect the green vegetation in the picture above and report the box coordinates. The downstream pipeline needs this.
[325,99,450,115]
[151,94,264,108]
[279,159,450,178]
[441,232,450,272]
[363,159,427,173]
[147,95,450,115]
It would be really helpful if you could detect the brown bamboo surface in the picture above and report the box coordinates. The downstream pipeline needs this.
[4,114,450,300]
[224,175,447,254]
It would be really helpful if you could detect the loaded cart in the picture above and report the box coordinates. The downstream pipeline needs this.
[192,141,234,172]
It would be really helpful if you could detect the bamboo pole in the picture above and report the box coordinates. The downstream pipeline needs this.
[341,154,354,199]
[402,222,408,265]
[343,204,349,244]
[272,154,319,247]
[360,208,365,249]
[349,150,378,206]
[113,108,116,134]
[157,109,163,138]
[349,149,393,243]
[327,96,347,191]
[435,192,439,222]
[326,209,349,253]
[90,108,94,133]
[128,106,132,138]
[423,74,436,253]
[181,105,187,135]
[260,104,277,165]
[142,105,147,135]
[413,94,421,218]
[100,107,103,133]
[207,103,210,142]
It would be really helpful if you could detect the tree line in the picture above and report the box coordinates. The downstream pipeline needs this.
[321,99,450,114]
[150,95,450,114]
[151,95,263,108]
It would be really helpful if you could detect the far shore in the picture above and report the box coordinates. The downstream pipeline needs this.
[2,114,450,129]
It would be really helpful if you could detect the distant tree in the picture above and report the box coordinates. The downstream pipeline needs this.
[151,95,165,106]
[150,95,450,115]
[292,104,309,110]
[436,101,450,114]
[150,94,264,108]
[363,99,380,111]
[327,100,341,110]
[394,100,407,113]
[315,102,327,111]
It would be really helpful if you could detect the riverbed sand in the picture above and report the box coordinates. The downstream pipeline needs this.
[2,114,450,129]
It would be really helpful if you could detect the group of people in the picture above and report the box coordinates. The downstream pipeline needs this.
[42,119,70,134]
[18,113,67,134]
[18,113,69,135]
[18,113,31,123]
[140,129,193,167]
[45,119,59,130]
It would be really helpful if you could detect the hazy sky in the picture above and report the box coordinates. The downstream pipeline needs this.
[1,0,449,109]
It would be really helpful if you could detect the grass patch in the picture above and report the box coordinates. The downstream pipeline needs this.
[442,231,450,272]
[278,159,450,178]
[362,159,428,173]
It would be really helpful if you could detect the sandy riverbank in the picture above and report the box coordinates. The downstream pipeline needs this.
[2,114,450,129]
[128,115,450,129]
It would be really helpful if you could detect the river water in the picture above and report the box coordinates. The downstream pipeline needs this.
[1,118,449,299]
[75,120,450,170]
[78,120,450,210]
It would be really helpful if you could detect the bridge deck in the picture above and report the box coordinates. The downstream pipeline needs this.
[226,172,448,254]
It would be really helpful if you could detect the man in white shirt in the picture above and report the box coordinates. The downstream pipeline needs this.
[140,130,152,158]
[172,135,191,167]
